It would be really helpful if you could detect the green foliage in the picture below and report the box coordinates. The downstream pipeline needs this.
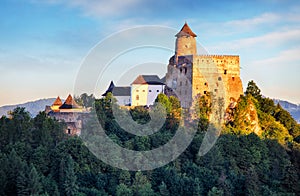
[158,181,170,196]
[194,93,211,119]
[245,80,262,100]
[75,93,95,108]
[116,183,133,196]
[0,87,300,196]
[130,106,151,124]
[63,155,79,196]
[229,81,299,145]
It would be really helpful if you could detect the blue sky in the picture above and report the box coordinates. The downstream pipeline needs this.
[0,0,300,106]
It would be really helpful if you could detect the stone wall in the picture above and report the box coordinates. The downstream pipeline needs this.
[175,36,197,62]
[166,54,243,109]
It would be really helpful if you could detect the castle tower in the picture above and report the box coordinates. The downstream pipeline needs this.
[166,23,243,109]
[50,96,62,112]
[175,22,197,62]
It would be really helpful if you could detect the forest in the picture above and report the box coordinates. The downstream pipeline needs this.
[0,81,299,195]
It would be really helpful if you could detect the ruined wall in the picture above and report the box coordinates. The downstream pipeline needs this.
[166,54,243,109]
[165,55,193,108]
[192,55,243,107]
[49,112,82,135]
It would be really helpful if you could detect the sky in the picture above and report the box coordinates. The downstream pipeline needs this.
[0,0,300,106]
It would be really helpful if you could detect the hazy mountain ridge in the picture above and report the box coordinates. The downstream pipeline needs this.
[0,98,299,123]
[274,99,300,123]
[0,98,58,117]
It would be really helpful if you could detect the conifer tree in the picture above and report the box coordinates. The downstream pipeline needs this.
[63,155,78,196]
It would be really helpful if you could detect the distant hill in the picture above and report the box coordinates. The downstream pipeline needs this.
[274,99,300,123]
[0,98,60,117]
[1,97,299,123]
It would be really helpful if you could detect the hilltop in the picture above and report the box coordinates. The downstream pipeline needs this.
[274,99,300,123]
[0,98,63,117]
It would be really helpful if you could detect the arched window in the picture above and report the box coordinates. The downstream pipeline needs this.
[136,95,139,101]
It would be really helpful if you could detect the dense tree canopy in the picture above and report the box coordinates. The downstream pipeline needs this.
[0,83,299,195]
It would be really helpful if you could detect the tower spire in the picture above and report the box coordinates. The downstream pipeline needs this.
[176,22,197,37]
[175,22,197,59]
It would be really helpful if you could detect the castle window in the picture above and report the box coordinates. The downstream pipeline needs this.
[232,77,235,81]
[67,128,71,135]
[214,89,218,92]
[204,82,207,86]
[185,80,188,85]
[136,95,139,101]
[184,67,187,74]
[224,69,227,75]
[180,68,182,73]
[142,90,145,92]
[149,90,152,92]
[157,90,159,92]
[218,77,222,81]
[196,85,199,90]
[204,91,207,95]
[136,90,139,92]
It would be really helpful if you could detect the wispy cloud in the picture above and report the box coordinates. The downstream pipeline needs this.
[250,47,300,66]
[225,13,280,28]
[31,0,142,17]
[208,28,300,52]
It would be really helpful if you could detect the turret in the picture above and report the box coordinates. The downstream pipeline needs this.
[175,22,197,62]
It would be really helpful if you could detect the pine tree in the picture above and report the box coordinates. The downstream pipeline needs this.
[63,155,78,196]
[159,181,170,196]
[116,183,133,196]
[245,80,262,100]
[27,164,42,195]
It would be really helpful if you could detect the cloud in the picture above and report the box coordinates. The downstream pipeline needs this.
[31,0,142,17]
[225,13,280,28]
[208,28,300,52]
[250,47,300,66]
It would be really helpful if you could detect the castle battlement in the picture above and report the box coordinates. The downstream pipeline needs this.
[197,55,239,58]
[166,23,243,108]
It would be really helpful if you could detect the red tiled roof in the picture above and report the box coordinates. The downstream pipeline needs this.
[59,94,80,109]
[131,75,164,85]
[176,22,197,37]
[52,96,62,106]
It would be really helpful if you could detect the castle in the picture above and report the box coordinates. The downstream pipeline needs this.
[47,22,244,135]
[45,95,88,135]
[107,22,243,109]
[165,22,243,108]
